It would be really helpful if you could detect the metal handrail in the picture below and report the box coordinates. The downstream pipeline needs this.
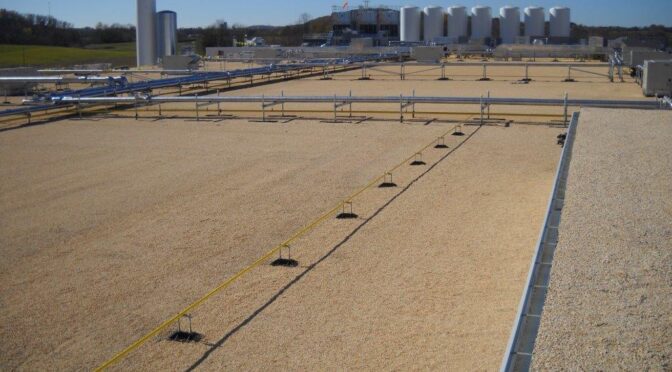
[48,94,662,110]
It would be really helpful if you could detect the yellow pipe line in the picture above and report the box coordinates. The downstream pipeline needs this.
[96,117,473,370]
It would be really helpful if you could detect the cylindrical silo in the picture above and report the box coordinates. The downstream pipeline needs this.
[136,0,157,66]
[156,11,177,60]
[423,6,444,42]
[524,6,545,37]
[400,6,421,42]
[471,6,492,39]
[447,6,467,40]
[549,7,570,37]
[499,6,520,44]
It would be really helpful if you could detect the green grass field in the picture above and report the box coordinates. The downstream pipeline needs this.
[0,43,136,68]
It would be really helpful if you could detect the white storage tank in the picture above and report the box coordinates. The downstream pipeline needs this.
[499,6,520,44]
[157,11,177,60]
[549,7,570,38]
[471,6,492,39]
[423,6,444,42]
[400,6,421,42]
[447,6,468,40]
[524,6,545,37]
[136,0,157,66]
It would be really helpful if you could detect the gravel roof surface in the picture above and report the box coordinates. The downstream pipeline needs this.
[117,123,561,370]
[533,108,672,370]
[0,116,561,370]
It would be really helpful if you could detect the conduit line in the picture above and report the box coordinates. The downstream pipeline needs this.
[97,117,473,370]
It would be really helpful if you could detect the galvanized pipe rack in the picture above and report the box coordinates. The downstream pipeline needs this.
[49,94,663,110]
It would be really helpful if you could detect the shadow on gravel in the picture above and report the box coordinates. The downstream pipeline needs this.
[185,125,483,372]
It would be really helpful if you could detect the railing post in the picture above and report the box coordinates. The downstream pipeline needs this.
[480,95,484,125]
[217,89,221,115]
[525,64,529,81]
[196,93,200,121]
[262,94,266,122]
[77,94,82,119]
[563,92,568,126]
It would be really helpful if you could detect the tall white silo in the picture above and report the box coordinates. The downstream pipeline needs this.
[447,6,468,41]
[400,6,421,42]
[471,6,492,39]
[423,6,444,42]
[524,6,545,37]
[549,7,571,37]
[157,11,177,60]
[499,6,520,44]
[136,0,157,66]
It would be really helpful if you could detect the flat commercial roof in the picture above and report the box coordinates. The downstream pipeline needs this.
[533,108,672,369]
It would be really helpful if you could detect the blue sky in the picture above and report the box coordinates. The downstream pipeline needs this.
[1,0,671,28]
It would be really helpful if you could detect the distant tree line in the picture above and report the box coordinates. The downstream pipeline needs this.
[183,14,332,52]
[0,9,81,45]
[0,9,136,46]
[572,24,671,48]
[1,7,670,51]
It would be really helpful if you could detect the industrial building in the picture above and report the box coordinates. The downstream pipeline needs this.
[331,7,400,46]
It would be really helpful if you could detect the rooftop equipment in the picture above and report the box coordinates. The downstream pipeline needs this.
[136,0,157,66]
[642,60,672,97]
[400,6,421,42]
[499,6,521,44]
[471,6,492,40]
[157,11,178,61]
[524,6,545,38]
[423,6,444,42]
[549,7,570,38]
[447,6,468,41]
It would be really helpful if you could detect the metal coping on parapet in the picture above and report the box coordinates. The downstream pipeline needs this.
[499,111,579,372]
